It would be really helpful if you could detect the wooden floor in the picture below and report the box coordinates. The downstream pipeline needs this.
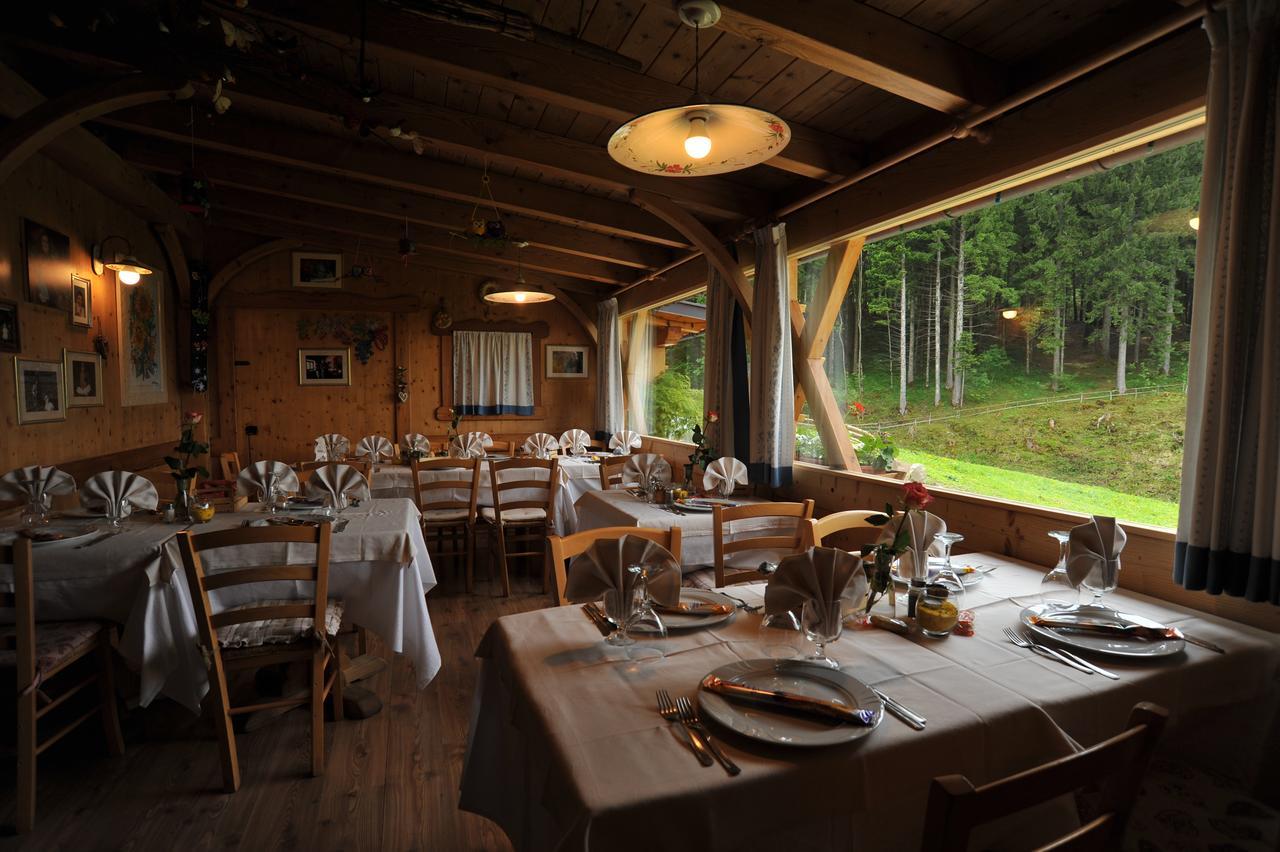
[0,562,548,851]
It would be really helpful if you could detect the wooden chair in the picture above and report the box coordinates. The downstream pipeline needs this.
[800,509,883,551]
[712,499,815,586]
[922,702,1168,852]
[1,538,124,833]
[411,457,483,592]
[599,455,631,490]
[175,524,344,792]
[486,438,515,455]
[218,451,242,481]
[546,526,683,606]
[482,458,560,597]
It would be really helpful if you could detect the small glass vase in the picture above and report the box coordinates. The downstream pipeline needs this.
[173,478,193,523]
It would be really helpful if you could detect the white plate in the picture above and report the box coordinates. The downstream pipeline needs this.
[676,497,738,513]
[697,659,883,747]
[23,524,100,546]
[652,589,737,630]
[1020,603,1185,658]
[891,558,985,589]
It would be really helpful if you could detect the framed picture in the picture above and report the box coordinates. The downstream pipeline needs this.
[292,252,343,289]
[118,271,168,406]
[546,344,589,378]
[64,349,104,408]
[22,219,74,311]
[70,274,92,328]
[14,357,66,425]
[299,348,351,386]
[0,300,19,353]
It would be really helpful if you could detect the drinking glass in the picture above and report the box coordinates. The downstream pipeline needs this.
[801,599,843,669]
[931,532,967,608]
[20,495,50,529]
[106,497,129,529]
[602,566,645,647]
[1039,530,1082,610]
[1081,557,1121,609]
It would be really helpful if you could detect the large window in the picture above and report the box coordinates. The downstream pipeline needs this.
[627,297,706,441]
[803,140,1203,528]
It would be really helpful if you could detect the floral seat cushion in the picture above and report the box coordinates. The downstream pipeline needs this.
[215,598,345,653]
[0,620,105,672]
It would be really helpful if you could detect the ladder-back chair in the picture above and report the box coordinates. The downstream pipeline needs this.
[712,499,815,586]
[483,458,560,597]
[546,526,683,607]
[411,457,483,592]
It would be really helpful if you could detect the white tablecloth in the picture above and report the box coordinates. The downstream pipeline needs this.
[460,553,1280,852]
[0,499,441,712]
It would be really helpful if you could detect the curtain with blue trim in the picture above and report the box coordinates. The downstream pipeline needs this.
[748,223,795,487]
[452,330,534,416]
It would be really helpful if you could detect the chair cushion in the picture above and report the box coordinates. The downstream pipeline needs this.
[421,508,469,522]
[215,599,345,651]
[479,507,547,523]
[0,620,104,673]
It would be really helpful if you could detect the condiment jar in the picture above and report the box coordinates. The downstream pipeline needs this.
[906,577,927,619]
[917,584,959,637]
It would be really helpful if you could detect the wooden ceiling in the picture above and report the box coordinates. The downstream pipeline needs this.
[0,0,1207,309]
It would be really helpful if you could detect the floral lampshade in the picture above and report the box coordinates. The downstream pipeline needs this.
[607,104,791,177]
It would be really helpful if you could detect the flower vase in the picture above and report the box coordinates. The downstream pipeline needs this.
[682,463,695,489]
[173,478,193,523]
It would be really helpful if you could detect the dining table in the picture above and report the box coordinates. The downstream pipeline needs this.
[459,551,1280,852]
[0,498,442,712]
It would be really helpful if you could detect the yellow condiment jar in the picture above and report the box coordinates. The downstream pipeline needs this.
[916,585,958,637]
[191,501,216,524]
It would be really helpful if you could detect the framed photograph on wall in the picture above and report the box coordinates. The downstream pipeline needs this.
[299,347,351,386]
[22,218,74,311]
[65,349,104,408]
[292,252,343,289]
[546,344,589,379]
[14,357,66,425]
[118,271,168,406]
[0,300,19,353]
[71,274,92,328]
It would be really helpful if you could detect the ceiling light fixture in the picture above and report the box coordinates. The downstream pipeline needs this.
[482,250,555,304]
[607,1,791,177]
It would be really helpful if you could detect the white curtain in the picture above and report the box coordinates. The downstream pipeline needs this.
[597,298,624,435]
[703,265,747,461]
[1175,0,1280,605]
[624,310,652,435]
[749,223,795,487]
[453,330,534,416]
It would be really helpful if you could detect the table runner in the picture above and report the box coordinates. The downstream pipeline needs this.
[460,552,1280,852]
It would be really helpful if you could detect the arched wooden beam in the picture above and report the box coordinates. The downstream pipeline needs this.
[628,189,752,322]
[547,286,597,342]
[208,238,304,305]
[0,74,195,186]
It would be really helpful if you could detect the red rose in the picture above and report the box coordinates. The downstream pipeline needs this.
[708,411,719,423]
[903,481,933,511]
[851,401,865,415]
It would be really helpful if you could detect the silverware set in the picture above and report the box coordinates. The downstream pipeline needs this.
[581,603,611,637]
[720,593,763,613]
[656,689,739,775]
[74,529,122,549]
[871,688,928,730]
[1002,626,1118,678]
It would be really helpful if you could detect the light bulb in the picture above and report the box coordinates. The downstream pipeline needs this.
[684,115,711,160]
[118,269,141,286]
[514,292,527,303]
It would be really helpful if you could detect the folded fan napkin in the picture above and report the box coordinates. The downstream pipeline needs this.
[1066,515,1127,589]
[564,534,681,606]
[403,433,431,455]
[608,430,642,454]
[702,456,748,497]
[79,471,159,516]
[449,434,487,459]
[623,453,672,485]
[236,461,301,498]
[305,464,371,503]
[355,434,395,463]
[874,511,947,579]
[764,547,868,634]
[523,432,560,459]
[314,434,350,461]
[463,431,494,448]
[0,465,76,501]
[559,428,591,456]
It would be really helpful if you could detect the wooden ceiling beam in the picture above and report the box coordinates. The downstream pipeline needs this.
[236,2,862,182]
[714,0,1007,114]
[117,135,671,271]
[98,108,690,248]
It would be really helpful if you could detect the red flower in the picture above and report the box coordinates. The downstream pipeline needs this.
[903,481,933,511]
[707,410,719,423]
[849,401,865,416]
[183,411,203,425]
[768,122,784,134]
[665,163,687,173]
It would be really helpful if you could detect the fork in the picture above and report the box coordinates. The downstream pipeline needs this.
[676,695,740,776]
[1002,627,1094,674]
[720,593,763,613]
[656,689,712,767]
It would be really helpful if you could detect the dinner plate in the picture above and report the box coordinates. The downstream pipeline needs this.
[890,558,985,588]
[1019,603,1185,658]
[676,497,738,513]
[697,659,883,747]
[21,524,100,546]
[650,589,736,630]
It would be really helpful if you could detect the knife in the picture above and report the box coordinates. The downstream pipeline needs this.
[581,604,611,637]
[656,602,735,616]
[1182,634,1226,654]
[1028,614,1183,642]
[871,687,927,730]
[700,675,879,726]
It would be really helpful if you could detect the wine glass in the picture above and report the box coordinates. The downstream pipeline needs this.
[20,495,49,529]
[602,566,645,647]
[106,497,129,529]
[1081,557,1121,610]
[801,599,843,669]
[1039,530,1082,610]
[931,531,967,606]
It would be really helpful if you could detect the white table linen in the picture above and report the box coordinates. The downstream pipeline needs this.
[460,553,1280,852]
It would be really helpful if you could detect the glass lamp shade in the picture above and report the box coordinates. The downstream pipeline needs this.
[607,103,790,177]
[483,287,556,304]
[106,255,155,279]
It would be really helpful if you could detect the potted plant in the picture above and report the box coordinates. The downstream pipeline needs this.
[859,431,896,473]
[164,411,210,521]
[688,410,719,489]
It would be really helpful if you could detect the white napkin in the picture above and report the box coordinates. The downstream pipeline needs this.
[623,453,672,485]
[236,461,301,498]
[449,434,488,459]
[608,430,642,454]
[355,434,395,464]
[306,464,371,503]
[875,510,947,579]
[764,547,868,632]
[523,432,560,459]
[559,429,591,456]
[0,465,77,501]
[79,471,159,516]
[564,534,681,606]
[314,434,350,461]
[1067,516,1127,589]
[702,457,748,496]
[403,433,432,456]
[463,431,494,449]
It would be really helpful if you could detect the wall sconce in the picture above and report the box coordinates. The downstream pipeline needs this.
[1001,308,1019,320]
[92,235,155,286]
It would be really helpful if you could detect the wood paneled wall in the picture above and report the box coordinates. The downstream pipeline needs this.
[215,249,597,463]
[0,155,186,473]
